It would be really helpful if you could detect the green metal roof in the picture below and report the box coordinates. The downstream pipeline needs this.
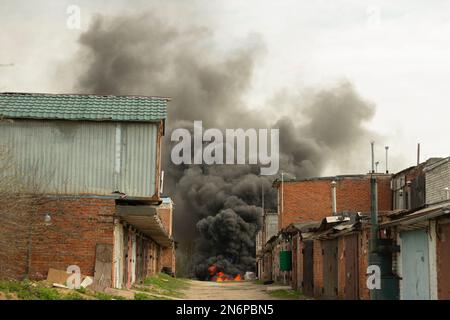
[0,92,168,122]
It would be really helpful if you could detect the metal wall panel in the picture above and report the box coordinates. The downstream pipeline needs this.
[302,240,314,296]
[0,119,158,197]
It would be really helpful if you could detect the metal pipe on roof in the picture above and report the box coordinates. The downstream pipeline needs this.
[385,146,389,173]
[417,143,421,165]
[371,141,375,173]
[331,180,337,216]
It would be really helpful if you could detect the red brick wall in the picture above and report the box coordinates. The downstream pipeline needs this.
[278,180,331,229]
[162,245,176,273]
[30,197,115,280]
[0,198,32,280]
[277,175,392,230]
[158,207,172,237]
[0,198,115,279]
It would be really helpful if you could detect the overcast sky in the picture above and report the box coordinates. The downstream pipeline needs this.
[1,0,449,174]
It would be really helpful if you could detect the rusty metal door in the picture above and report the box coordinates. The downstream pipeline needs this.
[322,239,338,299]
[136,236,143,283]
[302,240,314,296]
[438,223,450,299]
[344,234,359,300]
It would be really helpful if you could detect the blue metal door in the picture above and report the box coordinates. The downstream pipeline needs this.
[401,229,430,300]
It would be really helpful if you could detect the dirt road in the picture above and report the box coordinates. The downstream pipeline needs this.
[181,280,298,300]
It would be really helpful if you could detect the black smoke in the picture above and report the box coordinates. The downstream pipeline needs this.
[72,11,378,278]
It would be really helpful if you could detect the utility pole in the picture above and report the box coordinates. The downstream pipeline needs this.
[369,141,379,300]
[280,171,284,215]
[369,141,400,300]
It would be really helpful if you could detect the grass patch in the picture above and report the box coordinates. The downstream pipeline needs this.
[95,292,127,300]
[135,292,174,300]
[139,273,189,298]
[252,279,265,285]
[0,280,61,300]
[76,287,87,294]
[268,289,301,300]
[63,292,86,300]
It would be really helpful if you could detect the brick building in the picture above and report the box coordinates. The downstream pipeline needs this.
[0,93,175,289]
[267,173,392,299]
[273,174,392,230]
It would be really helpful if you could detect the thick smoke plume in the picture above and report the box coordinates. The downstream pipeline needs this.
[73,11,377,278]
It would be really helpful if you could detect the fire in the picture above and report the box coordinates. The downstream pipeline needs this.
[208,265,242,282]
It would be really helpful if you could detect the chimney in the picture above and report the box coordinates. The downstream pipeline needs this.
[331,180,337,215]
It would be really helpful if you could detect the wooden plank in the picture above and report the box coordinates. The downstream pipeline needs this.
[47,268,90,286]
[47,268,71,285]
[93,244,113,291]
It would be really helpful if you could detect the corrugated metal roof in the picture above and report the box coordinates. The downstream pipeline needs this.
[0,92,168,122]
[381,200,450,228]
[117,205,173,247]
[284,221,321,234]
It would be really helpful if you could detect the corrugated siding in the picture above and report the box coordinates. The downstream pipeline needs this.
[0,119,158,197]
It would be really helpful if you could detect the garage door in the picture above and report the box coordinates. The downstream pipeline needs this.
[401,229,430,300]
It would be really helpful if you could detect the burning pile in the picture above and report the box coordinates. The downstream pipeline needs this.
[208,265,241,282]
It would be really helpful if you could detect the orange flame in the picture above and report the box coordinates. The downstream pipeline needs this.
[209,265,242,282]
